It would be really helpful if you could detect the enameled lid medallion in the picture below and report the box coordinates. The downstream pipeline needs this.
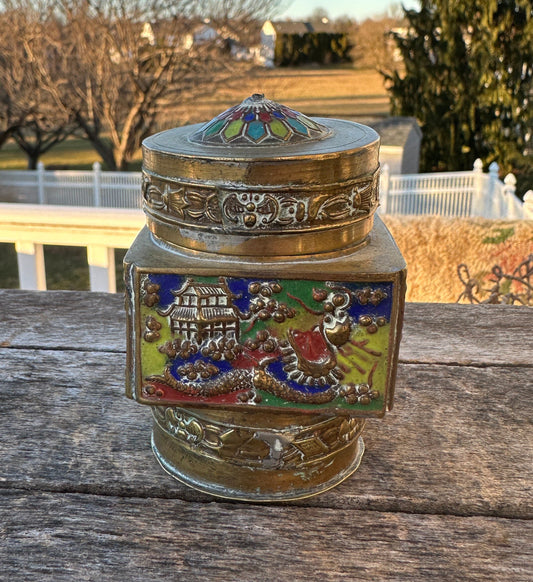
[189,94,333,146]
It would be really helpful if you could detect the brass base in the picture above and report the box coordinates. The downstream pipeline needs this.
[151,406,366,501]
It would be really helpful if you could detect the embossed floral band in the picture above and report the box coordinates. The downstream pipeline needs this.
[142,94,380,256]
[125,95,406,500]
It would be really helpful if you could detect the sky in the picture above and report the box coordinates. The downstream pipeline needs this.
[278,0,420,21]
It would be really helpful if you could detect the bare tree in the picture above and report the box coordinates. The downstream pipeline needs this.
[0,4,36,148]
[12,115,75,169]
[0,2,76,166]
[23,0,282,170]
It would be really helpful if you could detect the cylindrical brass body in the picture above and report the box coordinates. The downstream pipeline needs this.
[124,96,406,500]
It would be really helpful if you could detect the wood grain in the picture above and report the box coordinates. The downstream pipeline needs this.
[0,348,530,518]
[1,489,531,582]
[0,290,531,582]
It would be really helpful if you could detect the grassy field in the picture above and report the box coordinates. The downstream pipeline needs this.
[0,138,143,171]
[0,67,388,170]
[168,67,390,126]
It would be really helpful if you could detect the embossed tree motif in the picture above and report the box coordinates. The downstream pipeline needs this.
[243,281,297,329]
[200,337,244,362]
[158,338,198,359]
[354,286,388,306]
[143,316,162,342]
[339,382,380,406]
[142,277,160,307]
[357,314,388,335]
[177,360,220,381]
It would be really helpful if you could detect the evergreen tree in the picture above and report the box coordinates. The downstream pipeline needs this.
[384,0,532,193]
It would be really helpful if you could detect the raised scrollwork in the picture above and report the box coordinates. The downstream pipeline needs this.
[166,186,221,224]
[142,169,379,231]
[152,406,365,470]
[222,191,281,228]
[142,172,222,225]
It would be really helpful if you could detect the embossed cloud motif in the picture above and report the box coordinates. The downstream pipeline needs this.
[188,94,333,146]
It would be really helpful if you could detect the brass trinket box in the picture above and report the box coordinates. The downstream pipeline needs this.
[124,95,406,501]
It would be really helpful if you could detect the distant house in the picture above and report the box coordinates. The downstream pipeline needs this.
[138,21,193,51]
[140,22,155,46]
[139,20,261,62]
[371,117,422,174]
[261,20,351,67]
[159,278,240,343]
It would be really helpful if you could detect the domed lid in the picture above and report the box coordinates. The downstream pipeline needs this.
[141,95,381,257]
[189,94,333,146]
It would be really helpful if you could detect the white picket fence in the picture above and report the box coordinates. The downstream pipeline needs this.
[1,159,532,293]
[1,158,531,218]
[0,161,142,208]
[380,159,532,219]
[0,203,143,293]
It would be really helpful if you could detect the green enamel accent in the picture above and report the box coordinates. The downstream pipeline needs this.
[270,120,289,138]
[224,119,244,139]
[300,116,320,130]
[247,121,266,141]
[287,118,310,135]
[204,119,225,136]
[140,306,171,377]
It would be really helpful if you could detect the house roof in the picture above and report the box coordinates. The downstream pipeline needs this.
[168,305,238,323]
[309,21,337,34]
[265,20,338,36]
[370,117,421,148]
[167,306,198,322]
[201,307,238,322]
[185,285,227,297]
[172,279,234,298]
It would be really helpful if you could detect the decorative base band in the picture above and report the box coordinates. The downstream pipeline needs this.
[151,406,366,501]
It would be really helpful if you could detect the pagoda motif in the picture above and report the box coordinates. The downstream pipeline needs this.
[158,277,240,343]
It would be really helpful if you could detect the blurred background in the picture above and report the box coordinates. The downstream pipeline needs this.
[0,0,531,303]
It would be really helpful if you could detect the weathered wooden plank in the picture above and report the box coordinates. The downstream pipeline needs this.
[1,347,530,517]
[1,290,531,365]
[0,290,126,353]
[1,489,531,582]
[401,301,533,366]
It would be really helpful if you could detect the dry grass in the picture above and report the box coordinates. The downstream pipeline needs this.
[165,67,389,126]
[382,215,533,303]
[0,67,389,169]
